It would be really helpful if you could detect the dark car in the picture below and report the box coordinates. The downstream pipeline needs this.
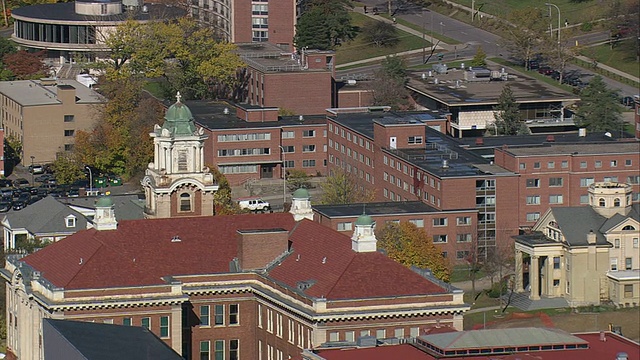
[0,201,11,212]
[14,178,30,188]
[621,96,635,107]
[538,66,554,75]
[0,179,13,188]
[0,188,13,198]
[35,174,54,183]
[68,188,80,197]
[12,199,27,211]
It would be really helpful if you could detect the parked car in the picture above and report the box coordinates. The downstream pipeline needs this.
[35,174,54,183]
[68,188,80,197]
[12,199,27,211]
[0,179,13,188]
[14,178,30,187]
[237,197,271,212]
[0,188,14,198]
[0,201,11,212]
[28,164,45,175]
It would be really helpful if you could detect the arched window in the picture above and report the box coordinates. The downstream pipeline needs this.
[180,193,192,212]
[622,225,636,231]
[599,198,605,206]
[614,198,621,207]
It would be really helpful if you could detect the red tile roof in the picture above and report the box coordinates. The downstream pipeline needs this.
[315,344,434,360]
[23,213,296,289]
[270,220,446,300]
[21,215,446,300]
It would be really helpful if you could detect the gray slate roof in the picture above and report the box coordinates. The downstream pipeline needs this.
[420,328,587,350]
[59,194,145,221]
[3,196,87,235]
[43,319,182,360]
[550,207,609,246]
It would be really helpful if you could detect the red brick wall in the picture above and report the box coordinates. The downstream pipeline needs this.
[282,124,328,177]
[237,230,289,270]
[337,90,374,108]
[259,72,332,115]
[170,189,203,217]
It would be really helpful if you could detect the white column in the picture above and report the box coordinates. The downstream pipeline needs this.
[530,256,540,300]
[515,250,524,292]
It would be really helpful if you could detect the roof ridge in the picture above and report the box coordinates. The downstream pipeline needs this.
[63,232,106,287]
[324,252,357,299]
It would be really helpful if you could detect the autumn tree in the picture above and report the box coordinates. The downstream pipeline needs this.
[575,76,624,133]
[210,167,242,215]
[503,7,546,71]
[492,84,529,135]
[320,167,374,205]
[2,50,49,79]
[286,169,312,191]
[541,28,581,85]
[52,152,85,185]
[469,46,487,67]
[376,221,450,282]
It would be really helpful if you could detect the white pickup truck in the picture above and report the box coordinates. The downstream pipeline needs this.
[237,197,271,212]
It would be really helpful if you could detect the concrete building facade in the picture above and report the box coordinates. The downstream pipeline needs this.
[0,79,105,164]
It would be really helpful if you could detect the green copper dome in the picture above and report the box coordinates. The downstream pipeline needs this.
[95,196,113,208]
[292,188,310,199]
[162,92,196,136]
[355,213,374,226]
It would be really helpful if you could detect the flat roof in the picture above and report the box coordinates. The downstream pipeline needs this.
[11,2,185,23]
[185,100,326,130]
[329,110,448,139]
[0,79,105,106]
[406,65,580,107]
[501,142,640,157]
[235,42,333,73]
[312,201,476,218]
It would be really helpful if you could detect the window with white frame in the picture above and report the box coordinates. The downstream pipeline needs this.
[160,316,169,338]
[302,145,315,152]
[214,304,224,326]
[337,222,352,231]
[456,233,472,242]
[288,319,294,343]
[433,235,447,243]
[65,215,76,228]
[549,194,563,204]
[580,177,594,187]
[526,178,540,188]
[266,309,273,333]
[303,130,315,137]
[549,177,563,187]
[433,218,448,226]
[408,136,423,144]
[610,258,618,271]
[457,216,471,225]
[409,219,424,227]
[526,212,540,222]
[229,304,239,325]
[200,305,210,327]
[526,195,541,205]
[276,314,282,337]
[345,331,355,342]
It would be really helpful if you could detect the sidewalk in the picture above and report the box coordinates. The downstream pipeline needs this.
[575,55,640,84]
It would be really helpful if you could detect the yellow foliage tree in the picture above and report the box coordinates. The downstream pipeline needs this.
[376,222,450,282]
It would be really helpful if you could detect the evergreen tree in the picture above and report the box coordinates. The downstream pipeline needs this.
[492,84,529,135]
[293,7,333,50]
[575,76,624,133]
[470,46,487,67]
[294,0,355,50]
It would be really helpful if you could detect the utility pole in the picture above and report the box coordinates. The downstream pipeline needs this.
[472,0,475,22]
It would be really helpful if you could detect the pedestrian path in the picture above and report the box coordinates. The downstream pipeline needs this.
[575,55,639,84]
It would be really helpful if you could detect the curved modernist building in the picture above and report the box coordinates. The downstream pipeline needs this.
[11,0,185,64]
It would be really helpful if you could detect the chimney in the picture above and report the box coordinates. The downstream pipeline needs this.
[475,137,484,145]
[587,230,597,245]
[56,84,77,104]
[237,228,290,270]
[546,135,555,142]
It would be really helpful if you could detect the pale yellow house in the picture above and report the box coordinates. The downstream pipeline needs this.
[514,182,639,307]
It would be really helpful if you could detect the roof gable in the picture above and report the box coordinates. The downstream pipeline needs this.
[4,196,88,235]
[549,207,608,246]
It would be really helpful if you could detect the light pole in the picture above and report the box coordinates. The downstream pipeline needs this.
[30,156,35,185]
[85,166,93,196]
[545,3,561,45]
[439,21,445,35]
[278,145,286,206]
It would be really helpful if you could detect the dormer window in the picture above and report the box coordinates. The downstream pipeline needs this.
[179,193,192,212]
[66,215,77,228]
[613,198,620,207]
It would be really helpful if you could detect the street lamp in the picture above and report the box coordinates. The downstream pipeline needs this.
[85,166,93,196]
[439,21,445,35]
[30,156,35,185]
[278,145,286,207]
[545,3,561,44]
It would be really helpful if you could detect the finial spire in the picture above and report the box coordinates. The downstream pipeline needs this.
[362,203,366,215]
[176,91,182,103]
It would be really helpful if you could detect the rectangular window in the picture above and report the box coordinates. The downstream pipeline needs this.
[409,219,424,227]
[257,304,262,328]
[549,177,563,187]
[329,332,339,342]
[580,161,587,168]
[627,176,640,184]
[456,250,470,259]
[519,163,526,170]
[266,309,273,333]
[345,331,355,342]
[595,160,602,168]
[553,257,560,269]
[229,304,239,325]
[549,194,564,204]
[376,329,386,339]
[141,317,150,329]
[433,235,447,243]
[526,212,540,222]
[200,305,210,326]
[457,216,471,225]
[634,238,639,248]
[625,257,632,270]
[281,145,294,153]
[123,317,132,326]
[534,162,540,169]
[624,285,633,298]
[553,279,560,287]
[561,160,568,168]
[288,319,294,343]
[580,178,594,187]
[433,218,448,226]
[214,304,224,326]
[408,136,423,144]
[547,161,555,168]
[64,129,74,137]
[302,145,315,152]
[160,316,169,338]
[284,160,294,168]
[214,340,224,360]
[337,222,353,231]
[302,160,316,167]
[610,258,618,271]
[526,178,540,188]
[610,160,617,167]
[456,233,472,242]
[200,341,210,360]
[303,130,315,137]
[604,176,618,183]
[526,195,541,205]
[614,239,620,248]
[276,314,282,337]
[64,115,74,122]
[625,159,632,166]
[230,339,239,360]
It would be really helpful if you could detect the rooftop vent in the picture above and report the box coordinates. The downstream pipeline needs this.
[356,335,377,348]
[546,135,555,142]
[296,279,316,291]
[442,159,449,169]
[223,107,229,115]
[579,128,587,137]
[475,137,484,145]
[171,236,181,243]
[617,352,629,360]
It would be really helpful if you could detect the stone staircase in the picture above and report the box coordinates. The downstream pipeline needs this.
[503,291,569,311]
[57,64,84,79]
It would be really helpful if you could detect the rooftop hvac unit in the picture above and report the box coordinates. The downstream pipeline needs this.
[356,335,377,348]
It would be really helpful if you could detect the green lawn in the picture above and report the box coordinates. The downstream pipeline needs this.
[446,0,611,25]
[377,13,462,45]
[143,81,165,99]
[581,40,640,79]
[451,265,486,283]
[489,57,578,93]
[335,12,431,65]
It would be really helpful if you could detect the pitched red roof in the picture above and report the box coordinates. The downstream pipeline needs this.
[23,213,296,289]
[315,344,433,360]
[268,220,446,300]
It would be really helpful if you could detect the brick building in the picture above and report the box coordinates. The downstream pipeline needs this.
[236,43,336,115]
[187,101,328,186]
[493,142,640,229]
[312,202,478,264]
[0,79,105,164]
[190,0,297,49]
[326,110,519,255]
[2,212,469,360]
